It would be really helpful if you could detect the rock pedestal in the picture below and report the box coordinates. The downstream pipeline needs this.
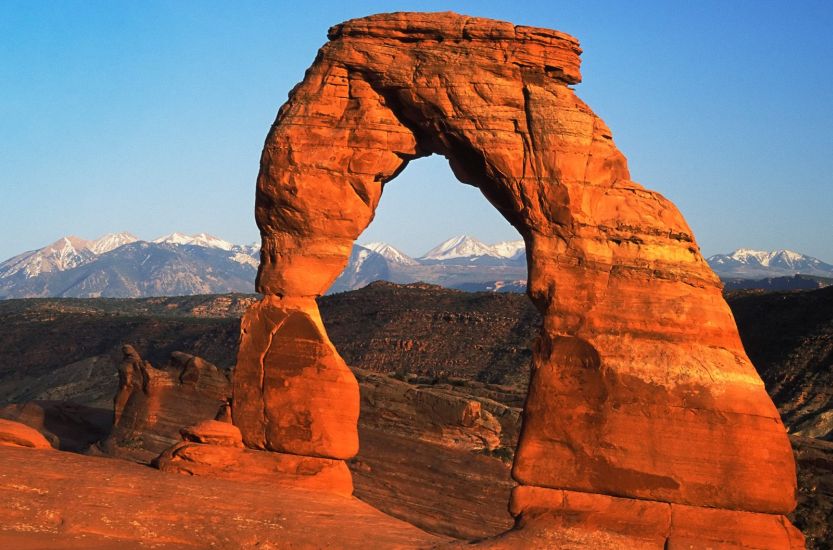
[232,296,359,459]
[155,420,353,496]
[233,11,802,546]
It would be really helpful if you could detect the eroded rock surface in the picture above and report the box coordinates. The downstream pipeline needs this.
[355,368,518,452]
[232,296,360,458]
[0,401,110,452]
[155,419,354,496]
[0,446,447,549]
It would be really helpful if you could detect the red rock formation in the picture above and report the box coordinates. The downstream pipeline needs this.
[233,296,359,458]
[154,419,353,496]
[0,418,53,450]
[104,345,231,460]
[355,368,509,452]
[235,11,800,545]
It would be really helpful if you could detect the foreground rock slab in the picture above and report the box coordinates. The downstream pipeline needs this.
[0,446,449,549]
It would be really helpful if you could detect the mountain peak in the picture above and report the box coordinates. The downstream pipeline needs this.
[420,235,493,260]
[361,242,418,265]
[88,232,139,255]
[153,232,234,251]
[419,235,525,261]
[708,248,833,279]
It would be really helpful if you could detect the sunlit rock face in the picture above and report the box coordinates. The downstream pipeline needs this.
[235,11,801,546]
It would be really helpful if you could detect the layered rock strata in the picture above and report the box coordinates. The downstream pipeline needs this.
[235,11,801,546]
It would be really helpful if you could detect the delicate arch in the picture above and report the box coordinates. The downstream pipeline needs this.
[233,12,800,545]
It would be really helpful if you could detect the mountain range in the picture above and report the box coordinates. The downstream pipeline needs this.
[706,248,833,279]
[1,232,831,298]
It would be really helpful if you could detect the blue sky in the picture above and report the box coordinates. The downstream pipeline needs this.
[2,1,831,261]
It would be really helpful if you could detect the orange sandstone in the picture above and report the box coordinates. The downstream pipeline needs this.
[0,418,53,450]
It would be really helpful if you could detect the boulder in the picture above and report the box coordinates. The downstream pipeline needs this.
[180,419,243,447]
[0,418,52,450]
[0,401,110,452]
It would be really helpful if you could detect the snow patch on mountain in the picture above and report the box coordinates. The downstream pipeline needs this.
[230,251,259,269]
[0,237,96,280]
[361,242,418,265]
[490,240,526,259]
[152,232,235,251]
[707,248,833,278]
[88,232,139,255]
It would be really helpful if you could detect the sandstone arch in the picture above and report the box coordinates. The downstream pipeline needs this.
[233,12,802,547]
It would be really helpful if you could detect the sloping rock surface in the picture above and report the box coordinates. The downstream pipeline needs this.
[0,446,448,549]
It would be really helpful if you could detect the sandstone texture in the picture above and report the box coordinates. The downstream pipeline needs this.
[232,295,360,458]
[355,368,518,452]
[0,446,448,549]
[351,367,519,538]
[103,345,231,461]
[239,10,800,545]
[0,418,53,449]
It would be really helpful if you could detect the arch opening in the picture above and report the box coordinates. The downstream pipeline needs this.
[330,154,528,296]
[318,155,535,538]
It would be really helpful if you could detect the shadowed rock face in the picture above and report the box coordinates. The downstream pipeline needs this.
[105,346,232,461]
[234,11,801,545]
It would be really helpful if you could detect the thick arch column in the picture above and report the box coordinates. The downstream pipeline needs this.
[233,12,802,546]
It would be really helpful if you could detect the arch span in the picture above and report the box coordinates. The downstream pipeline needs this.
[232,12,801,546]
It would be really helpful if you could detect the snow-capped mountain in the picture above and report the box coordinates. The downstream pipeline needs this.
[420,235,498,261]
[329,245,390,294]
[1,232,529,298]
[0,232,137,280]
[8,232,830,298]
[707,249,833,279]
[153,232,235,251]
[0,242,257,299]
[490,240,526,260]
[0,232,262,299]
[0,236,95,280]
[419,235,526,262]
[361,242,418,265]
[87,232,139,255]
